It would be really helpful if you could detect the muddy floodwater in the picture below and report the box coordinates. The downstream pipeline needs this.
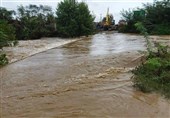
[1,32,170,117]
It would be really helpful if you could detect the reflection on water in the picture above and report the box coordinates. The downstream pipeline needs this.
[89,33,146,56]
[63,33,146,57]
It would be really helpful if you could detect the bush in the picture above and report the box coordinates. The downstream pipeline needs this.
[0,20,17,49]
[132,44,170,98]
[150,24,170,35]
[0,20,17,66]
[0,53,8,66]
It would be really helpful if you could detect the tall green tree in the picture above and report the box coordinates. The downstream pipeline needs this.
[56,0,94,37]
[144,0,170,34]
[76,2,95,36]
[17,5,56,40]
[0,7,15,22]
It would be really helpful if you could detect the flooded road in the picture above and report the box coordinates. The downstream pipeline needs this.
[1,32,170,117]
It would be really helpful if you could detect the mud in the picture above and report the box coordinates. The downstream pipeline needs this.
[1,32,170,117]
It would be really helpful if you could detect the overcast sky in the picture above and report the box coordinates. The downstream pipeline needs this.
[0,0,154,23]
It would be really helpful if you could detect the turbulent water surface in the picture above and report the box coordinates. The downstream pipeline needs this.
[1,32,170,117]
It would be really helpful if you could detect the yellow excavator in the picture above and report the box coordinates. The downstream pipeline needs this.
[97,8,115,30]
[104,8,111,28]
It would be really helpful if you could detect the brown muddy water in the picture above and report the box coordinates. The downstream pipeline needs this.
[0,32,170,117]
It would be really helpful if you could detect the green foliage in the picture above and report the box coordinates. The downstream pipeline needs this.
[120,9,144,33]
[120,0,170,35]
[56,0,95,37]
[145,58,162,71]
[0,20,17,49]
[16,5,56,40]
[118,25,127,33]
[0,53,8,66]
[132,44,170,98]
[0,20,17,66]
[135,22,148,37]
[135,22,152,53]
[144,0,170,35]
[1,2,94,39]
[0,7,15,22]
[144,0,170,34]
[150,24,170,35]
[133,13,170,98]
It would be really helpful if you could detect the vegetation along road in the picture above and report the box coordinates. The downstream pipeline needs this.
[1,32,170,117]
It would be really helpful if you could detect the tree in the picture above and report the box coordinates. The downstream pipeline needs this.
[0,20,17,49]
[56,0,95,37]
[0,20,17,66]
[76,2,95,36]
[120,0,170,34]
[0,7,15,22]
[144,0,170,34]
[17,5,56,40]
[120,8,146,33]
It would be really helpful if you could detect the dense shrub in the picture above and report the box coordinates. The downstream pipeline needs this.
[0,20,17,49]
[132,45,170,98]
[132,23,170,98]
[150,24,170,35]
[0,53,8,66]
[0,20,17,66]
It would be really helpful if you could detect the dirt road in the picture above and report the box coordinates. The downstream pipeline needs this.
[1,32,170,117]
